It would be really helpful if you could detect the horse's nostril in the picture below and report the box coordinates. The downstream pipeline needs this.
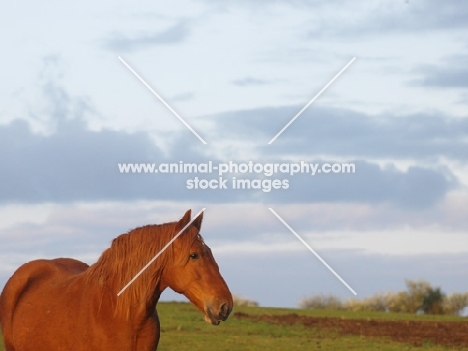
[220,302,231,319]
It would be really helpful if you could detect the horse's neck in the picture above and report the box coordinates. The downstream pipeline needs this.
[85,226,175,321]
[85,260,164,321]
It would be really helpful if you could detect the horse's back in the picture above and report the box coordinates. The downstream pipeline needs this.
[0,258,89,351]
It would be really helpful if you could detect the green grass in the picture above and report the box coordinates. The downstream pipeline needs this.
[156,302,467,351]
[1,302,466,351]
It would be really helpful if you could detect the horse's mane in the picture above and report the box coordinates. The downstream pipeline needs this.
[85,220,200,318]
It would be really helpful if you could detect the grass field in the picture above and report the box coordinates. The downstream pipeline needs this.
[1,302,467,350]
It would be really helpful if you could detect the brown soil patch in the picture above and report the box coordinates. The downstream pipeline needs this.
[234,312,468,348]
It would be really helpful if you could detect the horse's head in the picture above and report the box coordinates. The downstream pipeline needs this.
[161,210,233,325]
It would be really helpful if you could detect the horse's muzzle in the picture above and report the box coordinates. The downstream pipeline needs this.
[204,301,232,325]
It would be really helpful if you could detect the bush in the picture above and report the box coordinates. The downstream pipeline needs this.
[443,293,468,316]
[232,294,259,307]
[387,280,438,314]
[299,280,464,315]
[387,291,411,313]
[344,292,393,312]
[299,294,343,310]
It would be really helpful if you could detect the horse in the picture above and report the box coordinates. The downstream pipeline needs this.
[0,209,233,351]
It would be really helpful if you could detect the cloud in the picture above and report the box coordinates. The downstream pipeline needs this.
[197,0,468,41]
[268,162,453,208]
[197,0,329,10]
[306,0,468,37]
[205,105,468,161]
[3,200,468,262]
[0,115,455,207]
[459,93,468,105]
[202,197,468,246]
[1,62,458,208]
[420,68,468,88]
[170,92,195,102]
[411,58,468,88]
[232,77,271,87]
[410,0,468,31]
[101,21,189,52]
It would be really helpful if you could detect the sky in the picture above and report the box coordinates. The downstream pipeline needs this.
[1,0,468,308]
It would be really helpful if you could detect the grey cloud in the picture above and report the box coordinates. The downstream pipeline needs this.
[413,0,468,30]
[305,0,468,38]
[419,68,468,88]
[102,21,189,52]
[460,93,468,105]
[411,58,468,88]
[268,162,453,208]
[0,70,457,207]
[232,77,270,87]
[170,92,195,102]
[203,0,468,38]
[0,118,258,204]
[205,105,468,161]
[0,116,455,208]
[0,119,162,203]
[198,0,328,10]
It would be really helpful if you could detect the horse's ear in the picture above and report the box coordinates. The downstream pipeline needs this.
[177,209,191,230]
[192,211,203,232]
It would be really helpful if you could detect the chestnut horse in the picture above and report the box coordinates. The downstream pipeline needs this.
[0,209,232,351]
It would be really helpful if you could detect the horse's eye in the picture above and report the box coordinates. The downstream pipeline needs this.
[189,253,200,260]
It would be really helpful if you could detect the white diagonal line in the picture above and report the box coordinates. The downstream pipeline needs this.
[117,208,206,296]
[268,57,356,145]
[268,208,357,295]
[118,56,207,145]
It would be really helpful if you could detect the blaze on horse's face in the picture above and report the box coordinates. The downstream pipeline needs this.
[162,210,233,325]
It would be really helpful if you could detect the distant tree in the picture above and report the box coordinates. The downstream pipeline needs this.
[299,280,464,316]
[232,294,259,307]
[387,291,412,313]
[299,294,343,310]
[422,287,445,314]
[344,293,392,312]
[443,293,468,316]
[386,280,436,313]
[405,280,433,313]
